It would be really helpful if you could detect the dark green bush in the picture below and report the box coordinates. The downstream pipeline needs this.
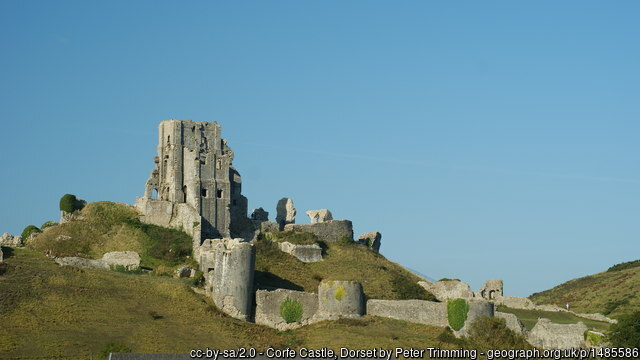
[21,225,40,242]
[447,298,469,331]
[59,194,77,213]
[98,342,132,359]
[607,259,640,272]
[609,311,640,347]
[465,316,532,351]
[280,298,303,323]
[190,270,204,286]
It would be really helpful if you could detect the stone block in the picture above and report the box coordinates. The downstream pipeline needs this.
[366,299,448,327]
[284,220,353,243]
[418,280,475,301]
[356,232,382,253]
[255,289,319,330]
[278,241,323,262]
[317,280,364,319]
[527,318,587,349]
[305,209,333,224]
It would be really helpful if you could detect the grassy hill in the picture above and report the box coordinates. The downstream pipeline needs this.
[0,248,451,359]
[28,202,194,272]
[255,232,434,301]
[529,261,640,319]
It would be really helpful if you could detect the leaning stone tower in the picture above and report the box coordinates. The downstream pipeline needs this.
[136,120,249,245]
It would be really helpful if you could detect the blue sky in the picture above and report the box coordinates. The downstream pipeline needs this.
[1,1,638,297]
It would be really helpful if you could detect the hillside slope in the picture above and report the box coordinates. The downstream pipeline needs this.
[0,248,449,359]
[529,262,640,318]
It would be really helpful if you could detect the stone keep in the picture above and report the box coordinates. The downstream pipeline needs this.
[136,120,249,244]
[479,279,503,300]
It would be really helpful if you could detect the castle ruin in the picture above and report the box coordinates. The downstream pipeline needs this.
[135,120,250,247]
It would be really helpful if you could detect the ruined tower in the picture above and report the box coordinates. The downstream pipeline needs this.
[136,120,249,244]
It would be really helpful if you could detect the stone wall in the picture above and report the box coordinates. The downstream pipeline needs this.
[55,251,140,271]
[527,318,587,349]
[495,311,528,336]
[255,289,319,330]
[210,238,255,321]
[278,242,323,263]
[135,198,202,249]
[284,220,353,243]
[317,281,364,318]
[455,299,494,336]
[418,280,475,301]
[0,233,22,247]
[366,299,449,327]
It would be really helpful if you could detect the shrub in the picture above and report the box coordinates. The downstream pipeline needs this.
[391,272,436,300]
[334,285,346,300]
[609,311,640,347]
[190,270,204,286]
[465,316,532,351]
[439,278,461,282]
[607,259,640,272]
[447,298,469,331]
[111,265,143,274]
[437,327,466,346]
[59,194,78,213]
[40,221,57,230]
[339,236,354,245]
[97,342,131,359]
[584,330,607,347]
[280,298,303,323]
[21,225,40,242]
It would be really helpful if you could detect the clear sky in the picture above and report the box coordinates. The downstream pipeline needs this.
[1,1,638,297]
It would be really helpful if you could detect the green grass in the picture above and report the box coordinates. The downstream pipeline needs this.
[529,265,640,318]
[254,236,435,301]
[262,231,319,245]
[0,248,452,359]
[28,201,193,270]
[496,305,611,332]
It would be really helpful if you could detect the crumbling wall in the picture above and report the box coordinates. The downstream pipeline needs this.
[317,280,364,319]
[278,242,323,262]
[135,197,202,249]
[478,279,503,300]
[366,299,448,327]
[210,238,255,321]
[495,311,527,336]
[527,318,587,349]
[255,289,319,330]
[418,280,475,301]
[455,299,494,336]
[284,220,353,243]
[356,232,382,253]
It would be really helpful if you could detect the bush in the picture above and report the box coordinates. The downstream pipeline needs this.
[437,327,466,346]
[59,194,78,213]
[334,285,346,300]
[280,298,303,323]
[190,270,204,286]
[609,311,640,347]
[584,330,607,347]
[21,225,40,242]
[607,259,640,272]
[447,298,469,331]
[98,342,131,359]
[465,316,532,351]
[40,221,57,230]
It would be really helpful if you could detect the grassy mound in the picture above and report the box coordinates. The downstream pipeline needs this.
[28,202,193,270]
[0,248,448,358]
[255,235,435,301]
[529,265,640,318]
[496,305,611,332]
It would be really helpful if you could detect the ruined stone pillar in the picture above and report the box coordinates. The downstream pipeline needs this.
[211,238,256,321]
[317,280,364,319]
